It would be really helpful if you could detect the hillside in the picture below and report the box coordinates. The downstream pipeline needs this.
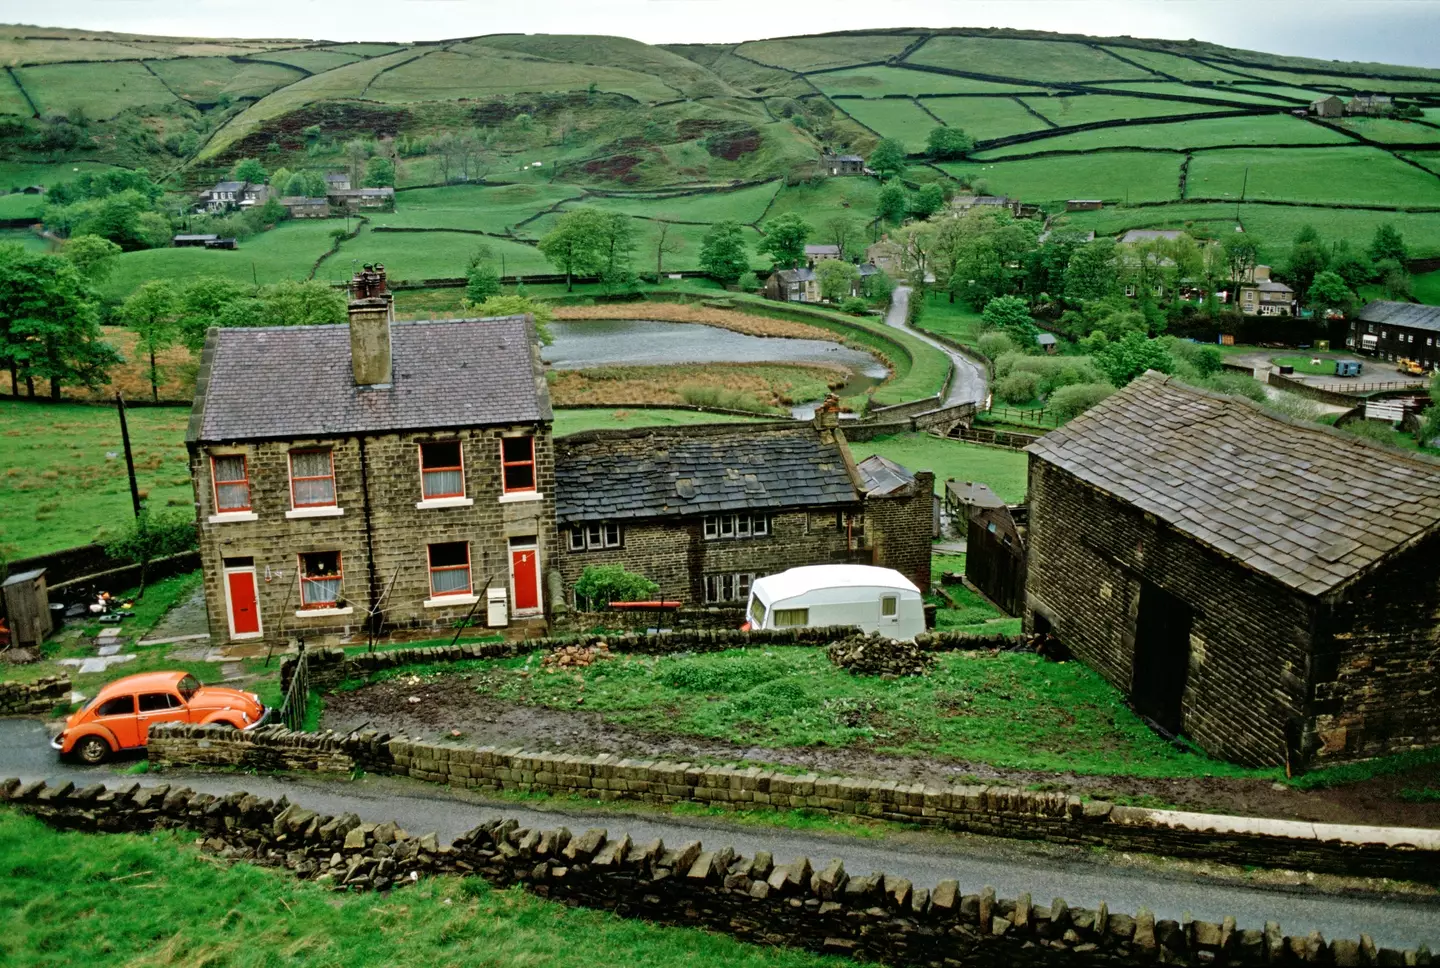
[3,24,1440,294]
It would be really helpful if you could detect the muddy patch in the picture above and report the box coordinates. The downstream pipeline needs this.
[322,675,1440,828]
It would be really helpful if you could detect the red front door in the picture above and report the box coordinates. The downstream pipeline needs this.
[510,546,540,611]
[226,570,261,636]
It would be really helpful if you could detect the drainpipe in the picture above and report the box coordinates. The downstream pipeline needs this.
[357,435,381,641]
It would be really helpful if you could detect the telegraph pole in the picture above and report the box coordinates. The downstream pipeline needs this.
[116,392,142,518]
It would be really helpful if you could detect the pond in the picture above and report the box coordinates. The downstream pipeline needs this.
[543,319,889,416]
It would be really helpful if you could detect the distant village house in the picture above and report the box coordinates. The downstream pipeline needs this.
[763,267,819,303]
[1349,301,1440,369]
[1309,95,1344,118]
[821,153,865,176]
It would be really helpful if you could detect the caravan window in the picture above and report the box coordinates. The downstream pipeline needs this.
[773,608,809,628]
[749,598,767,628]
[881,596,898,617]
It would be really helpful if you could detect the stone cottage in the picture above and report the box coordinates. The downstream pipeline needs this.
[186,266,555,647]
[1024,372,1440,769]
[552,419,933,609]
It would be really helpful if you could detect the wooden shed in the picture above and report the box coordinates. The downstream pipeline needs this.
[2,568,52,648]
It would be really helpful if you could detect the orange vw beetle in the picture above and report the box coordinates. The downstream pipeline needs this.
[52,671,270,764]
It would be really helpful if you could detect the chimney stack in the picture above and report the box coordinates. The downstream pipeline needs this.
[349,263,393,387]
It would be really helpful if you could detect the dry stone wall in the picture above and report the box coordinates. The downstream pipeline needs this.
[0,675,69,715]
[148,724,1440,885]
[4,775,1430,968]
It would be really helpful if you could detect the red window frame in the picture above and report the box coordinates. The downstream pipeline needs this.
[298,551,343,609]
[418,441,465,500]
[427,542,473,598]
[501,435,536,494]
[211,454,251,513]
[288,449,336,508]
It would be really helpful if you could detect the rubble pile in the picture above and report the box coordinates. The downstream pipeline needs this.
[826,633,934,678]
[542,643,612,670]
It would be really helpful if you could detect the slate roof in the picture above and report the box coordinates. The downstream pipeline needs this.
[188,317,550,443]
[856,455,915,496]
[776,267,816,283]
[1028,372,1440,597]
[206,181,245,194]
[1359,300,1440,334]
[805,244,842,257]
[554,424,859,524]
[945,480,1004,510]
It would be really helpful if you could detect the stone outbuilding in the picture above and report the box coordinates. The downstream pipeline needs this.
[1024,372,1440,769]
[187,265,555,647]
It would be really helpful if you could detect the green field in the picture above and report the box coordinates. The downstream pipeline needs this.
[1081,82,1317,106]
[369,46,679,103]
[943,151,1182,207]
[915,297,988,346]
[380,182,582,234]
[734,34,916,73]
[15,60,177,118]
[1334,118,1440,146]
[1415,270,1440,306]
[0,400,193,558]
[101,219,341,299]
[0,193,43,220]
[921,96,1051,141]
[477,34,738,98]
[146,56,305,101]
[849,432,1028,503]
[255,47,363,73]
[0,811,843,968]
[571,182,781,225]
[0,160,122,192]
[0,69,32,115]
[1236,66,1440,92]
[1404,151,1440,175]
[910,36,1158,83]
[1186,147,1440,206]
[837,98,940,151]
[1022,94,1239,127]
[1228,83,1328,103]
[1097,47,1257,83]
[0,229,53,252]
[326,226,552,284]
[812,66,1049,98]
[976,114,1350,158]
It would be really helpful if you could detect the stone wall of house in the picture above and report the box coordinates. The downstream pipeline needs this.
[864,471,935,592]
[7,776,1424,968]
[553,509,869,607]
[144,725,1440,885]
[1310,532,1440,763]
[0,675,69,715]
[190,422,555,648]
[1025,458,1314,768]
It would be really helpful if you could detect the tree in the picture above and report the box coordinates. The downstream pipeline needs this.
[821,215,859,259]
[345,139,370,189]
[982,295,1039,347]
[256,280,347,327]
[102,508,197,598]
[698,220,750,284]
[363,156,396,188]
[1328,240,1371,290]
[1369,223,1408,264]
[269,167,293,195]
[594,211,635,279]
[1092,332,1175,386]
[62,234,122,283]
[466,262,501,303]
[284,172,310,197]
[815,259,859,302]
[1306,270,1354,317]
[466,294,553,344]
[0,245,119,399]
[876,180,908,226]
[862,268,896,301]
[911,183,945,219]
[868,138,907,179]
[654,221,685,276]
[1221,234,1262,298]
[756,213,811,270]
[231,158,267,184]
[1063,238,1120,303]
[1049,383,1115,421]
[925,126,974,160]
[1376,259,1413,300]
[537,208,608,290]
[121,281,179,402]
[177,277,251,351]
[1286,225,1328,299]
[573,564,658,610]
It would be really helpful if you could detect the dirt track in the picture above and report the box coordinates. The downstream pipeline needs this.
[323,674,1440,828]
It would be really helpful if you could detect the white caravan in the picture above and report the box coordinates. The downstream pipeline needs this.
[745,565,925,641]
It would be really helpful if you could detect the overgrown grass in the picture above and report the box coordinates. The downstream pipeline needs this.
[0,811,841,968]
[408,646,1273,778]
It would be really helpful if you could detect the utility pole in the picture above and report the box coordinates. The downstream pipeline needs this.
[116,392,142,519]
[1240,166,1249,203]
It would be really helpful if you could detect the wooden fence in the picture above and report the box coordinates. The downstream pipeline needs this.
[979,405,1062,428]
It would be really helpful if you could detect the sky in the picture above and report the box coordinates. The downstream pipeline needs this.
[4,0,1440,69]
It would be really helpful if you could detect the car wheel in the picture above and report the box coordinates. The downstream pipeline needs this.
[74,735,111,765]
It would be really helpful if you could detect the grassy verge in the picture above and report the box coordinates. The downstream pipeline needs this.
[848,433,1029,504]
[349,646,1274,779]
[0,811,838,968]
[1285,746,1440,790]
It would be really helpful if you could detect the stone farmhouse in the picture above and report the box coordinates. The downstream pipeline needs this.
[821,153,865,176]
[1349,301,1440,370]
[762,267,819,303]
[187,266,556,647]
[553,420,934,608]
[1024,372,1440,769]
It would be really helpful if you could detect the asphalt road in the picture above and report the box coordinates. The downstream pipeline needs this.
[886,286,990,407]
[4,720,1436,948]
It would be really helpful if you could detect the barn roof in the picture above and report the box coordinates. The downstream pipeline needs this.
[188,317,550,443]
[1027,372,1440,597]
[1358,300,1440,334]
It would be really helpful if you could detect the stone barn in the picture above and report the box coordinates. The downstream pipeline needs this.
[1024,372,1440,769]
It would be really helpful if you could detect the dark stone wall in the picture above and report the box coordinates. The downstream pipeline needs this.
[864,471,935,593]
[1025,458,1314,768]
[0,675,69,715]
[8,775,1426,968]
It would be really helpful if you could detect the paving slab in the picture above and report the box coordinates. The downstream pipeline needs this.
[58,655,136,674]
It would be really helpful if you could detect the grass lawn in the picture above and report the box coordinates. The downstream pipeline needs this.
[1272,353,1347,375]
[0,399,192,558]
[553,408,763,436]
[940,151,1182,208]
[1415,270,1440,306]
[381,182,583,234]
[1186,147,1440,207]
[838,98,944,153]
[916,297,987,345]
[811,67,1050,98]
[0,159,122,192]
[975,114,1350,158]
[14,60,177,119]
[0,811,840,968]
[909,36,1157,84]
[848,433,1029,504]
[378,645,1267,777]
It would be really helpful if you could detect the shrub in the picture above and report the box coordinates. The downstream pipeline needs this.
[840,296,869,315]
[977,332,1018,359]
[1199,371,1267,403]
[994,371,1041,405]
[1338,419,1399,445]
[101,508,197,597]
[574,565,658,610]
[1049,382,1115,421]
[737,271,760,292]
[1166,339,1223,377]
[1264,391,1324,423]
[994,352,1103,394]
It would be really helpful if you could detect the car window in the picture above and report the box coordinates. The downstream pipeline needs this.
[96,695,135,716]
[177,675,201,701]
[138,693,179,712]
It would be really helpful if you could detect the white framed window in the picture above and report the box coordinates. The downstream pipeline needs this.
[704,573,754,604]
[703,513,768,540]
[569,522,621,551]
